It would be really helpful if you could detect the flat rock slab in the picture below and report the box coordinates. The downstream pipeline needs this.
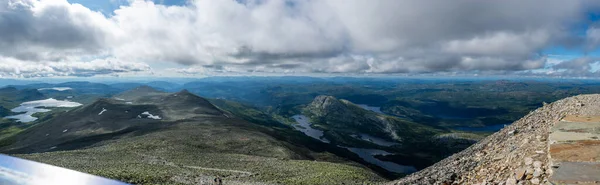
[563,115,600,123]
[550,140,600,162]
[550,120,600,143]
[550,162,600,184]
[549,116,600,184]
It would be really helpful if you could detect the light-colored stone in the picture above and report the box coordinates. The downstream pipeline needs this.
[525,167,534,175]
[533,168,542,178]
[506,177,517,185]
[525,157,533,165]
[533,161,542,168]
[515,168,526,180]
[531,178,540,184]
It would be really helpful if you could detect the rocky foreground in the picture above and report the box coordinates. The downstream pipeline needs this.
[391,94,600,185]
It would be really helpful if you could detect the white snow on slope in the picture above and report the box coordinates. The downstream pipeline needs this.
[141,111,161,120]
[38,87,73,91]
[98,108,107,115]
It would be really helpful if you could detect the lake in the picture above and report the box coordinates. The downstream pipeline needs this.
[452,124,508,132]
[356,104,383,114]
[291,115,416,174]
[351,133,398,147]
[5,98,82,123]
[291,115,330,143]
[341,147,417,174]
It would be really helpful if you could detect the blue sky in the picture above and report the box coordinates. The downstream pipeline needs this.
[67,0,187,14]
[2,0,600,78]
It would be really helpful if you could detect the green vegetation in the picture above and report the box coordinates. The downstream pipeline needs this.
[16,119,385,184]
[3,78,600,184]
[3,88,386,184]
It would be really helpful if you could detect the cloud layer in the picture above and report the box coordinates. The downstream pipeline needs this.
[1,0,600,77]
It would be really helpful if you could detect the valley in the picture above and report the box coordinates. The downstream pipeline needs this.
[2,1,597,184]
[0,77,599,184]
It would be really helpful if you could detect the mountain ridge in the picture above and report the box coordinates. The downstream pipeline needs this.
[2,86,388,184]
[392,94,600,184]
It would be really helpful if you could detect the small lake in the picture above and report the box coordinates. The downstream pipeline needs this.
[452,124,507,132]
[351,133,398,147]
[341,147,417,174]
[5,98,82,123]
[356,104,383,114]
[291,115,416,174]
[291,115,330,143]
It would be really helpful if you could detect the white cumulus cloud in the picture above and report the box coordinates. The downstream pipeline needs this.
[1,0,600,77]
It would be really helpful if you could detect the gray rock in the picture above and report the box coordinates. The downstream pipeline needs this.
[533,161,542,168]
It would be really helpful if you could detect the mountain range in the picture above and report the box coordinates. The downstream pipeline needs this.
[0,78,598,184]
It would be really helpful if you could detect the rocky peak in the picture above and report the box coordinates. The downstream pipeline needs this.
[307,95,350,117]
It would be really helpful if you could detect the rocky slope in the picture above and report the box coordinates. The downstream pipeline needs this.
[304,95,440,143]
[391,94,600,185]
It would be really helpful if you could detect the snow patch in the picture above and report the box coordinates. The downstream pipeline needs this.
[114,97,125,101]
[62,129,68,133]
[141,111,161,120]
[98,108,107,115]
[38,87,72,91]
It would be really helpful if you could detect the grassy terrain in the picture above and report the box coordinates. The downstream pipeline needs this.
[2,88,388,184]
[15,118,386,184]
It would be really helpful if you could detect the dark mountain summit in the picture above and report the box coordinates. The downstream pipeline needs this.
[1,87,227,153]
[115,87,226,119]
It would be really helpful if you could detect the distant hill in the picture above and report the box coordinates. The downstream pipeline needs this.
[9,82,122,95]
[146,81,181,91]
[0,87,45,108]
[109,81,182,92]
[113,85,168,101]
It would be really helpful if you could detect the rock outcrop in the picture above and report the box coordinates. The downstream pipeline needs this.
[391,94,600,185]
[304,95,439,142]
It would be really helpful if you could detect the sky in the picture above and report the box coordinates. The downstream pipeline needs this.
[2,0,600,79]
